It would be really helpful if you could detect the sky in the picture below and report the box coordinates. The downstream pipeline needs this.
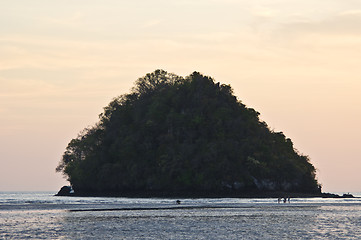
[1,0,360,193]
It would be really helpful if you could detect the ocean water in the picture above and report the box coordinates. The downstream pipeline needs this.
[0,192,360,239]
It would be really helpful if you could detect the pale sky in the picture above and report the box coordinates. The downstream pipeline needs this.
[1,0,361,193]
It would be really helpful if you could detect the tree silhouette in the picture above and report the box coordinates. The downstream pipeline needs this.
[57,70,320,196]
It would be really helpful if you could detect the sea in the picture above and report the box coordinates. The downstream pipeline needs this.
[0,192,360,239]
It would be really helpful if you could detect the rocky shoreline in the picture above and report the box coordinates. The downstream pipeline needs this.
[55,186,355,199]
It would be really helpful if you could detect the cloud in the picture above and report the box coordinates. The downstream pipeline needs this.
[43,11,87,28]
[338,9,361,16]
[278,9,361,36]
[251,7,278,18]
[142,19,163,28]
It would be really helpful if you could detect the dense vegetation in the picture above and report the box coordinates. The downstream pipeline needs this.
[56,70,320,196]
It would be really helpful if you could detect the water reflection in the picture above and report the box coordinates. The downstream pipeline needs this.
[57,205,323,239]
[1,192,361,239]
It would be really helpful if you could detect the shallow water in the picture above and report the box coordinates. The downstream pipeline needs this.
[1,192,360,239]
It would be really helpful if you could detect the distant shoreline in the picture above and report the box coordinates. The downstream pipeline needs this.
[55,188,355,199]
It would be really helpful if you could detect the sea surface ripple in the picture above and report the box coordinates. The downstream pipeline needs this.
[1,192,360,239]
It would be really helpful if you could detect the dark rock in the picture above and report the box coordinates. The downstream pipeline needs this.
[321,192,354,198]
[342,193,354,198]
[233,181,244,190]
[55,186,74,196]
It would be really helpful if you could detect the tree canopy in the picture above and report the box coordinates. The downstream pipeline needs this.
[56,70,320,196]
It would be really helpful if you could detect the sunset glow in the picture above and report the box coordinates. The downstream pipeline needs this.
[1,0,361,192]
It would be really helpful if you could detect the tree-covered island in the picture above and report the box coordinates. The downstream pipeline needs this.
[56,70,321,197]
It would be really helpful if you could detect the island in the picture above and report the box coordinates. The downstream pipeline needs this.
[56,70,322,198]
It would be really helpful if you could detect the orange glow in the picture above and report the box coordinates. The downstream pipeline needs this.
[1,0,361,192]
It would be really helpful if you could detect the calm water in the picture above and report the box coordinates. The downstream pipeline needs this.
[1,192,360,239]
